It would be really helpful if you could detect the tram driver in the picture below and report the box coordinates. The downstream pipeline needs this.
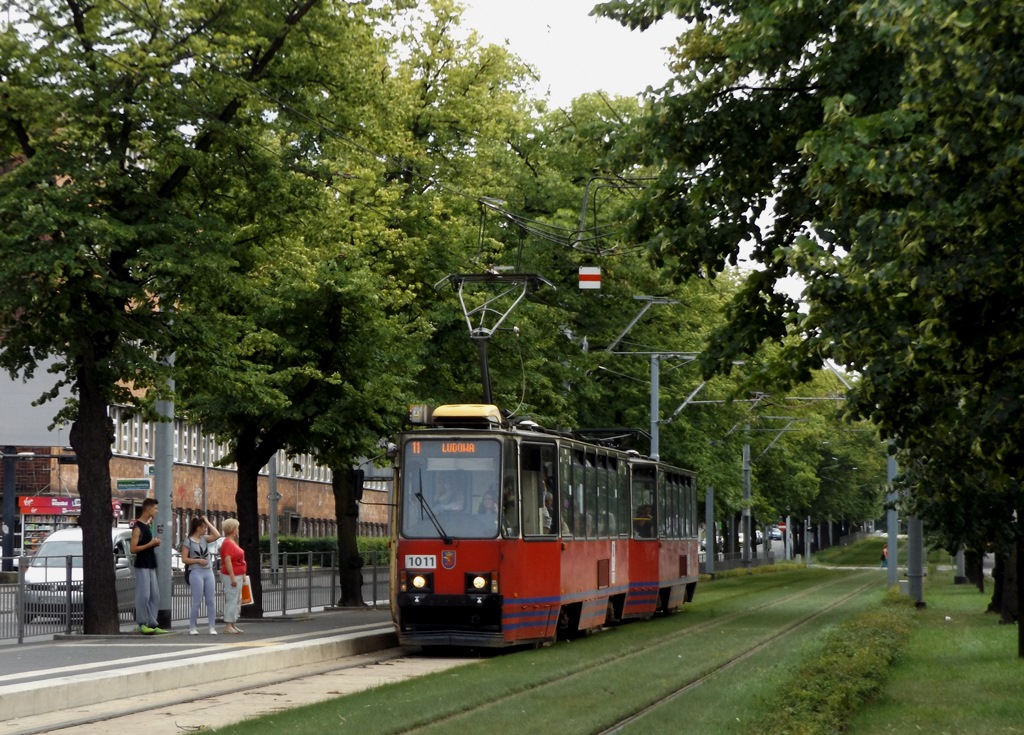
[434,478,466,512]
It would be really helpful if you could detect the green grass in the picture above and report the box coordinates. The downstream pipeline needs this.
[208,567,1024,735]
[849,571,1024,735]
[812,536,949,569]
[812,536,891,566]
[765,589,917,735]
[210,569,883,735]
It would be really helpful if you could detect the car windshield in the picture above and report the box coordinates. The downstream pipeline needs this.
[30,541,84,568]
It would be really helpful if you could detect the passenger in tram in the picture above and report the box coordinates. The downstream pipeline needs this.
[634,505,654,538]
[434,479,466,512]
[477,490,498,515]
[473,489,500,535]
[501,479,520,535]
[539,491,553,533]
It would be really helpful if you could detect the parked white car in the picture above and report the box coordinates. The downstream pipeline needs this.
[21,526,135,623]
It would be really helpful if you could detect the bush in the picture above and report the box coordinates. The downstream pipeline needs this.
[766,589,917,735]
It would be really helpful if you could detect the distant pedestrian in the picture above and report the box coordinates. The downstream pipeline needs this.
[880,543,889,568]
[182,515,221,635]
[219,518,246,634]
[130,498,167,634]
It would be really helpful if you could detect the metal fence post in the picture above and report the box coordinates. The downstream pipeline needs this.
[281,554,288,615]
[330,550,337,608]
[64,555,73,635]
[306,551,313,614]
[371,550,379,609]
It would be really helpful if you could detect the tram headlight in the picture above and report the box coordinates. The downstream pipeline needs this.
[465,572,498,595]
[400,571,433,593]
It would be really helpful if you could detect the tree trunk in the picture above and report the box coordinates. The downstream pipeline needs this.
[1017,513,1024,658]
[964,548,985,592]
[232,425,288,620]
[1001,543,1018,625]
[233,454,265,619]
[988,552,1005,614]
[333,466,365,607]
[69,357,119,635]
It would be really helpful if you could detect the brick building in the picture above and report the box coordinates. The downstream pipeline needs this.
[1,408,391,557]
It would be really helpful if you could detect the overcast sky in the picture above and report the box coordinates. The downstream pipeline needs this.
[458,1,684,106]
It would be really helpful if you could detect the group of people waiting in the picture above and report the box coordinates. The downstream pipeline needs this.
[130,497,248,635]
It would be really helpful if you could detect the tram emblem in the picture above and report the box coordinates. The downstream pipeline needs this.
[441,550,456,569]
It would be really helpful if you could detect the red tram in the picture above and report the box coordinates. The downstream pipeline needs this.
[391,404,699,647]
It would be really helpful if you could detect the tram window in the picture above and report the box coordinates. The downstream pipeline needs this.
[559,447,572,537]
[520,443,557,537]
[569,452,585,536]
[598,458,610,536]
[501,442,520,537]
[400,438,503,539]
[584,452,597,538]
[683,476,692,536]
[670,475,682,539]
[632,466,656,539]
[617,463,629,537]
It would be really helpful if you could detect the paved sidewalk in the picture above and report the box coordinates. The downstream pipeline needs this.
[17,649,476,735]
[0,607,400,732]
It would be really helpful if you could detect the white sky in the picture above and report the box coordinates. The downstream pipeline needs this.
[458,2,806,300]
[458,1,684,106]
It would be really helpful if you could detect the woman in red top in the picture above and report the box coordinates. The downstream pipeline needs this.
[219,518,247,634]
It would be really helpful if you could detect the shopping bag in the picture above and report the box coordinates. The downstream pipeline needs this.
[240,575,254,606]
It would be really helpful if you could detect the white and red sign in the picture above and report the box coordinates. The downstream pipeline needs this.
[578,266,601,290]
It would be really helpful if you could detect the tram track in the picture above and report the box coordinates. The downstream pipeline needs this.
[394,570,880,735]
[10,571,880,735]
[593,574,879,735]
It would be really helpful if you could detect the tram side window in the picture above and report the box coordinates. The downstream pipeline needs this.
[669,475,682,539]
[521,443,557,537]
[502,443,520,537]
[585,452,598,538]
[571,450,586,537]
[684,476,693,537]
[560,446,573,537]
[632,467,656,539]
[617,463,630,537]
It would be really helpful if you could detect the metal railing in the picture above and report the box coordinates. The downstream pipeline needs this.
[0,549,391,643]
[699,550,777,574]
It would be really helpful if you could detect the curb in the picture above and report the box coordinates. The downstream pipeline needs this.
[3,625,397,720]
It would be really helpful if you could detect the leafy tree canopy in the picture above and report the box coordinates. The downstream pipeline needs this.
[595,0,1024,554]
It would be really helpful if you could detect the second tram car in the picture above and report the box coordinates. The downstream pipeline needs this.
[391,404,699,647]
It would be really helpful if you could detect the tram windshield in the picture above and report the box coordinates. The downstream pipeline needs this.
[401,437,505,539]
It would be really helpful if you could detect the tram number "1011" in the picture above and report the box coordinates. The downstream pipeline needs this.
[404,555,437,570]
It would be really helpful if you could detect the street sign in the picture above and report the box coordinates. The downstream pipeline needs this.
[578,266,601,290]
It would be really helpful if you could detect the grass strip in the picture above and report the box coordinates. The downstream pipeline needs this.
[849,571,1024,734]
[765,588,917,735]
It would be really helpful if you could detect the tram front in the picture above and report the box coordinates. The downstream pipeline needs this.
[393,428,517,647]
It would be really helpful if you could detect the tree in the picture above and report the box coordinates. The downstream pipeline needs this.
[0,0,380,632]
[597,0,1024,651]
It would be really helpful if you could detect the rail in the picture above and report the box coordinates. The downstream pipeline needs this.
[0,549,390,643]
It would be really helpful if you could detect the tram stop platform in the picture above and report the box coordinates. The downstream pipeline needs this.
[0,607,400,734]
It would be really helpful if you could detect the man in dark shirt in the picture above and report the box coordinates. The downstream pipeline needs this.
[130,498,166,634]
